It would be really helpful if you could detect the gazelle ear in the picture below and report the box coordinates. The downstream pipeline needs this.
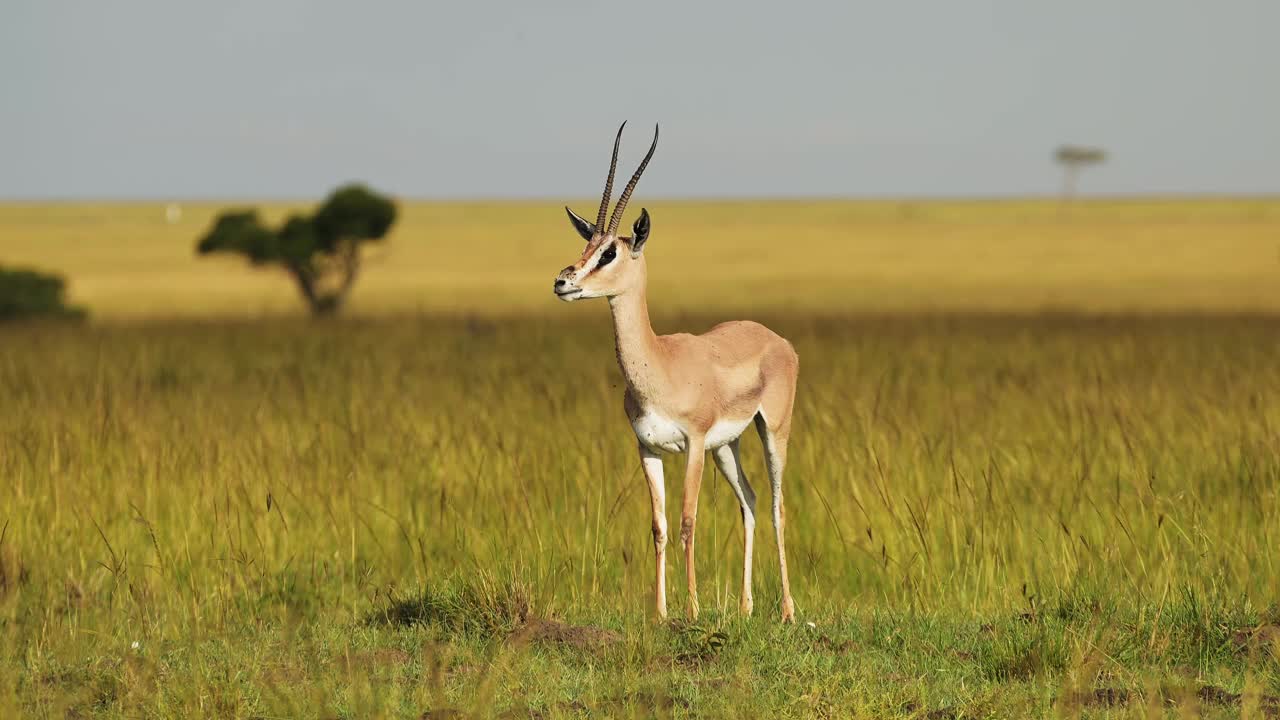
[629,208,651,256]
[565,207,596,241]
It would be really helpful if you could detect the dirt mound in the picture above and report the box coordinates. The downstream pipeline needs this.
[1231,624,1280,654]
[1059,685,1280,715]
[513,618,621,650]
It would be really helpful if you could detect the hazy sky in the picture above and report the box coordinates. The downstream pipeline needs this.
[3,1,1278,199]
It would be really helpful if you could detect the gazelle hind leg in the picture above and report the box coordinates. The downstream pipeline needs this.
[754,413,795,622]
[712,440,756,615]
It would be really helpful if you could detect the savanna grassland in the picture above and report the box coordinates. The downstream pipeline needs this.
[2,199,1280,718]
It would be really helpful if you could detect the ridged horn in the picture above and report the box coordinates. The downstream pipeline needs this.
[596,122,626,232]
[607,124,658,236]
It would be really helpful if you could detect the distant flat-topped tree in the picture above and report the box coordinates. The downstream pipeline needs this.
[1054,145,1107,203]
[197,184,397,316]
[0,266,87,322]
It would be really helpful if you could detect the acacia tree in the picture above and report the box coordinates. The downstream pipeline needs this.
[1054,146,1106,202]
[197,184,396,316]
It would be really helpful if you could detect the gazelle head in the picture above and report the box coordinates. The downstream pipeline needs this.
[554,122,658,302]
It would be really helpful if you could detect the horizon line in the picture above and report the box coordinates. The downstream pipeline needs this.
[2,191,1279,206]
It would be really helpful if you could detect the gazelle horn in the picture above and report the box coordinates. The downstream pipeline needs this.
[607,124,658,237]
[595,122,627,232]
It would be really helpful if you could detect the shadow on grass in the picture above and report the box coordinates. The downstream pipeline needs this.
[365,575,533,639]
[364,574,622,651]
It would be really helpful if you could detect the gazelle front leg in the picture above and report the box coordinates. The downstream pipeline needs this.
[638,444,668,620]
[680,435,706,620]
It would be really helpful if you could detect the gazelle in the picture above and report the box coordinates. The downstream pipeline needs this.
[553,123,799,622]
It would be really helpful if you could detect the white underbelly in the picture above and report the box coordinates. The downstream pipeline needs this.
[706,415,754,450]
[631,408,756,454]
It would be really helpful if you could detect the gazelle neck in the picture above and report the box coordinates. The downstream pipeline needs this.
[607,261,665,400]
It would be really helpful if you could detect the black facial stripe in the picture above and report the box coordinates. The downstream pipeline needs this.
[589,243,616,274]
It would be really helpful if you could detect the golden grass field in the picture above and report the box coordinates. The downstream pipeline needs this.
[3,198,1280,718]
[2,197,1278,317]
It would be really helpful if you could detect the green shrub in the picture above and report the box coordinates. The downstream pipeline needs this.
[0,266,87,322]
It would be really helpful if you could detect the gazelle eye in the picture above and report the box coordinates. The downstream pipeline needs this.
[598,246,616,267]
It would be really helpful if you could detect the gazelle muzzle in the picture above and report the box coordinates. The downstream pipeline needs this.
[553,266,583,300]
